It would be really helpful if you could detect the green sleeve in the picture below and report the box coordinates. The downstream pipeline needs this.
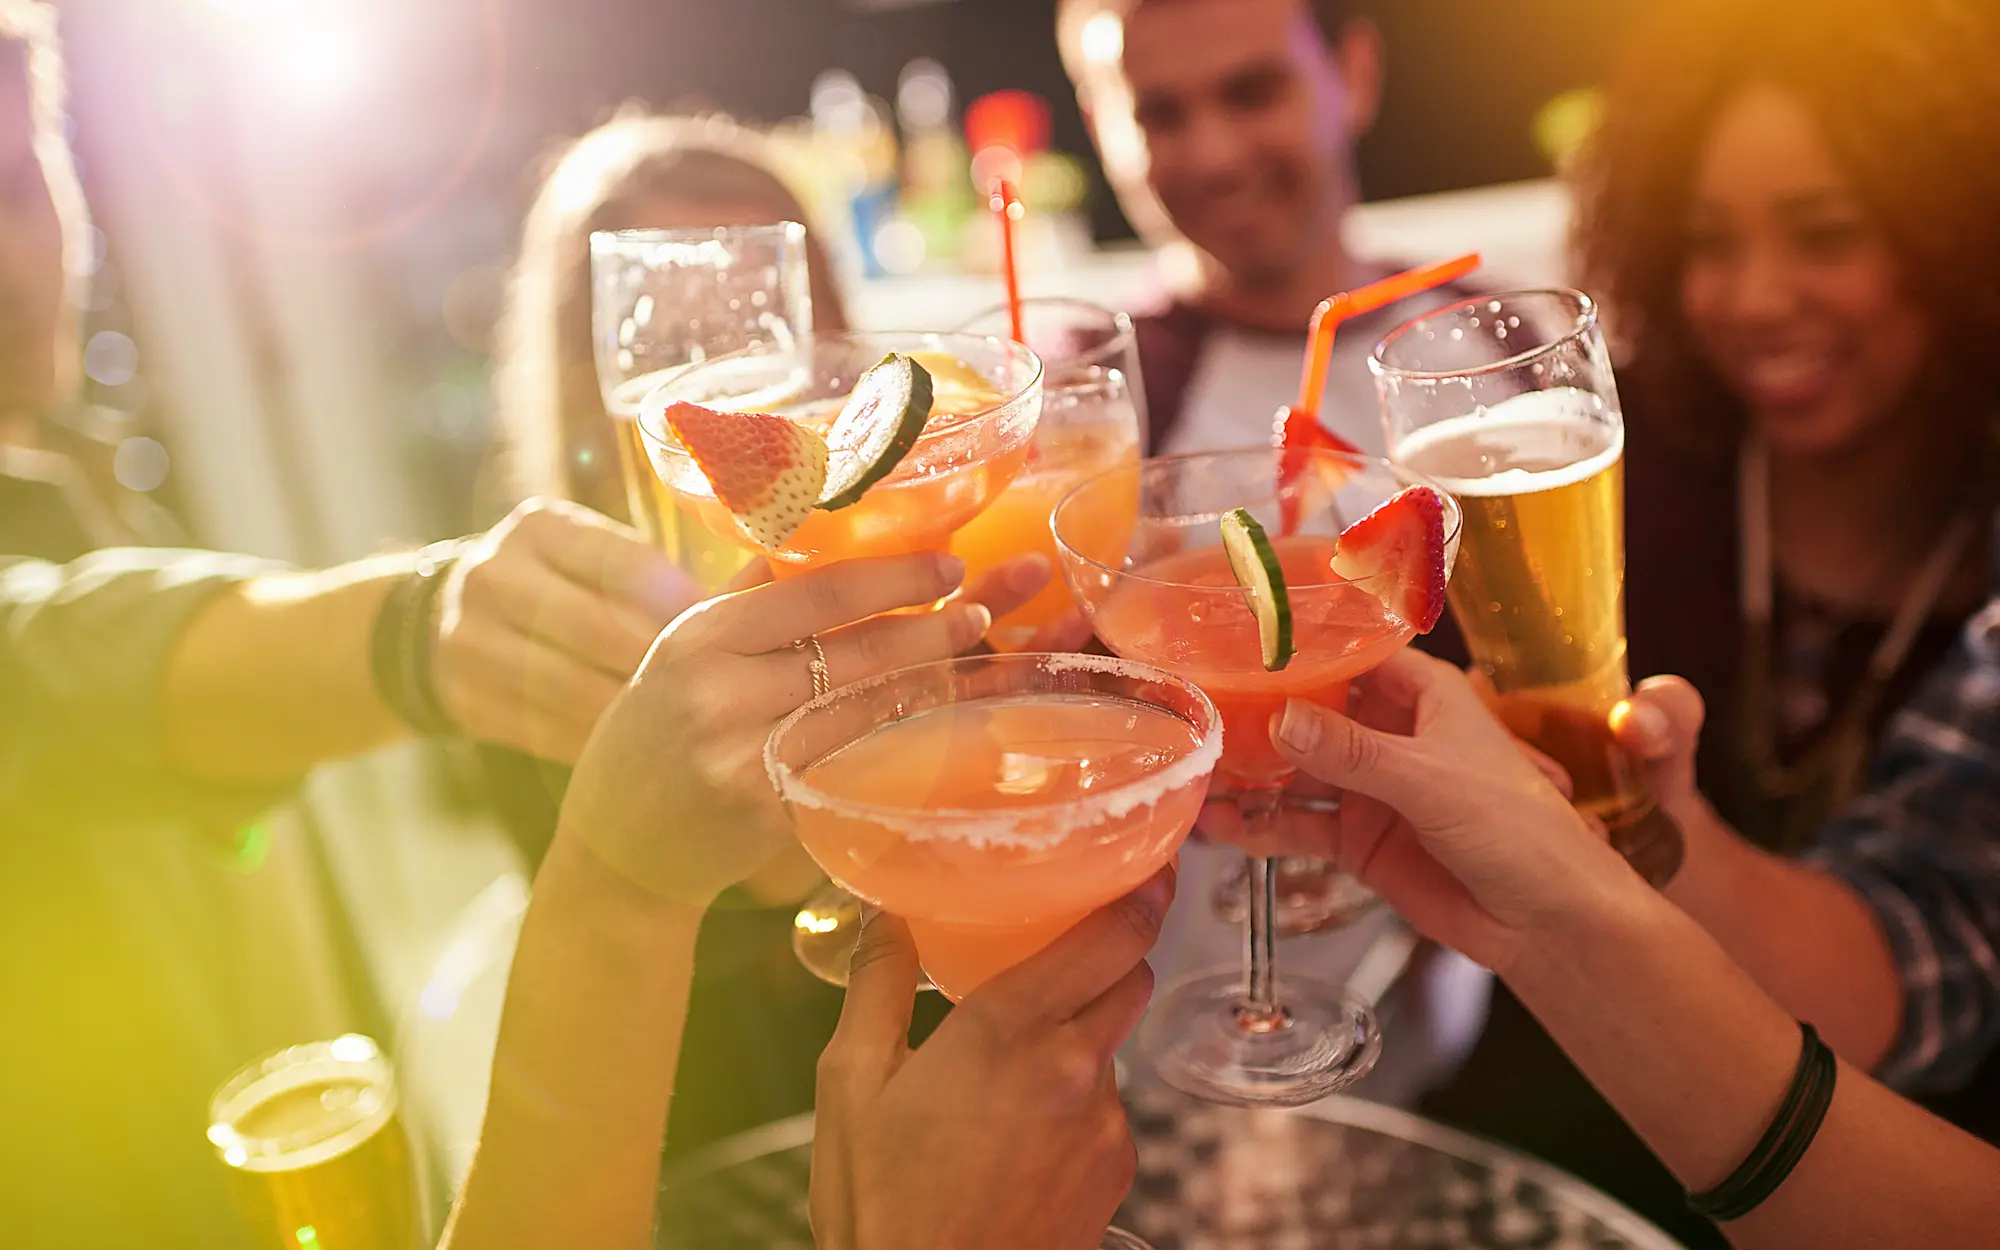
[0,548,300,824]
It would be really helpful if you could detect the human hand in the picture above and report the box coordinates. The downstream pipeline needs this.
[433,498,699,764]
[1611,676,1714,829]
[810,869,1175,1250]
[558,551,990,906]
[1259,649,1633,976]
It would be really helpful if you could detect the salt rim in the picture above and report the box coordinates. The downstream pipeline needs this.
[1051,448,1463,593]
[764,652,1224,851]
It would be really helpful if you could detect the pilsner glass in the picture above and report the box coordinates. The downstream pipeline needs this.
[590,223,810,588]
[207,1035,426,1250]
[1372,290,1682,884]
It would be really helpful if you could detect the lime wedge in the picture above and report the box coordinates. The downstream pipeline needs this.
[818,353,935,511]
[1220,507,1295,672]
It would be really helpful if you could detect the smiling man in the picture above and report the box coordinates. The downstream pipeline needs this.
[1058,0,1477,455]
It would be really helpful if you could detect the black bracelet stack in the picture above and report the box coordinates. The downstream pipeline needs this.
[370,539,466,737]
[1686,1020,1839,1222]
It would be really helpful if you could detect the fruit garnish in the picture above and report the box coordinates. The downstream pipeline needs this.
[1220,507,1295,672]
[818,353,935,511]
[1331,485,1450,632]
[1274,404,1362,536]
[664,402,829,549]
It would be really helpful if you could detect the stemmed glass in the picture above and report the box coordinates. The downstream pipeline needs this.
[589,223,810,588]
[766,651,1221,1250]
[1054,448,1461,1106]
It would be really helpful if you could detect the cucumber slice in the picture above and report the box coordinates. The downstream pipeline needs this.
[1220,507,1295,672]
[817,353,935,511]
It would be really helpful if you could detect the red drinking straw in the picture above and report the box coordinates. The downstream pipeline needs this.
[990,179,1026,344]
[1276,253,1482,532]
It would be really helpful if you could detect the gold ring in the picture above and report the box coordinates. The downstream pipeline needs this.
[795,634,832,699]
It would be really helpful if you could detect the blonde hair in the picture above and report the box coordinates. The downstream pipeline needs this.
[491,110,848,520]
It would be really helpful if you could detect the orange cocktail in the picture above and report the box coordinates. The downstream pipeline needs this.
[950,365,1141,649]
[1054,447,1460,1107]
[1090,536,1414,787]
[765,653,1221,1000]
[636,332,1042,573]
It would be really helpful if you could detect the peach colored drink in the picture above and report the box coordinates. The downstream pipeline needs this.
[640,333,1043,575]
[950,421,1141,647]
[789,691,1212,998]
[1093,535,1414,787]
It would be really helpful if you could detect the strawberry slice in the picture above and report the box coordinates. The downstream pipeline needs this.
[664,402,829,549]
[1330,485,1450,632]
[1274,404,1362,535]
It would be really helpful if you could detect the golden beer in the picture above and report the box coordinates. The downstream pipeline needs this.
[609,375,750,591]
[208,1036,425,1250]
[1396,391,1656,832]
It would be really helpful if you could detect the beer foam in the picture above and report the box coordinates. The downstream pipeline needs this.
[766,652,1222,851]
[1395,389,1623,498]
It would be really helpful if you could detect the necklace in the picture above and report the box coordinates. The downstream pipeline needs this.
[1736,440,1978,847]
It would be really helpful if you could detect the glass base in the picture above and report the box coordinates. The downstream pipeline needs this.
[1211,857,1380,935]
[1138,967,1381,1107]
[1100,1228,1153,1249]
[791,884,935,993]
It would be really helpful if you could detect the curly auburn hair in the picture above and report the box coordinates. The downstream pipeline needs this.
[1572,0,2000,468]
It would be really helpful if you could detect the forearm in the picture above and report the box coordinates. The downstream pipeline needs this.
[1664,800,1902,1069]
[161,556,410,781]
[442,829,705,1250]
[1510,883,2000,1249]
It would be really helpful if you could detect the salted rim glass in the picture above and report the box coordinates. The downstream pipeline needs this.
[766,651,1221,845]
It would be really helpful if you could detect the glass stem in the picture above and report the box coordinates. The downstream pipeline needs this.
[1239,786,1285,1024]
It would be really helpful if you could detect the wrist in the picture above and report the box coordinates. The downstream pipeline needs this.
[542,826,715,931]
[1504,862,1674,999]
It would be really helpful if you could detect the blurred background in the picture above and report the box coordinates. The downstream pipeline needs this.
[56,0,1647,560]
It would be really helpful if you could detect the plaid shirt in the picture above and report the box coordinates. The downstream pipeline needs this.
[1804,593,2000,1092]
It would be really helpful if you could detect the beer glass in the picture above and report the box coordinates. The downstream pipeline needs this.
[590,223,811,588]
[1372,290,1681,885]
[207,1034,426,1250]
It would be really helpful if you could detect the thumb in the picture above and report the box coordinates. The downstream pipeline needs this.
[1611,677,1704,770]
[1271,698,1434,816]
[825,910,920,1088]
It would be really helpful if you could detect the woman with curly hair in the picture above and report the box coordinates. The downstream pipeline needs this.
[1417,1,2000,1243]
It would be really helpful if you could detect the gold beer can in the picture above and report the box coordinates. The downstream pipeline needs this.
[207,1035,425,1250]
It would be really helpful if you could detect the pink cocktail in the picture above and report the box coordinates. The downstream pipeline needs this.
[1055,448,1461,1106]
[765,653,1221,1000]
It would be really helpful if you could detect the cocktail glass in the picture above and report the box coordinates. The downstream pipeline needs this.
[590,224,811,589]
[635,330,1042,575]
[949,363,1142,650]
[956,296,1149,436]
[766,652,1222,1001]
[1054,448,1462,1106]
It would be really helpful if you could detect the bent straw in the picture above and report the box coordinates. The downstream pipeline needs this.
[1276,252,1482,532]
[1291,252,1483,429]
[990,179,1026,344]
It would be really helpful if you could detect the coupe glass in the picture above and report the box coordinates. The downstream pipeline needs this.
[589,224,810,587]
[1055,448,1461,1106]
[767,652,1221,1000]
[635,330,1042,574]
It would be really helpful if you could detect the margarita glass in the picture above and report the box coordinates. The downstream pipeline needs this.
[1054,448,1461,1106]
[766,652,1221,1001]
[636,331,1042,574]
